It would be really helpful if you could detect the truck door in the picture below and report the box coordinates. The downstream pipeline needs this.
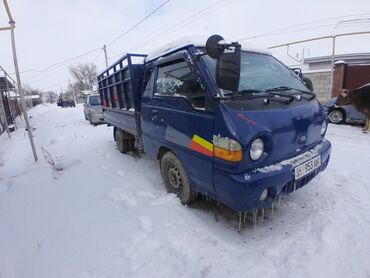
[141,53,216,198]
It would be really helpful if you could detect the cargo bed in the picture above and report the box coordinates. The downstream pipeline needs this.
[97,54,146,138]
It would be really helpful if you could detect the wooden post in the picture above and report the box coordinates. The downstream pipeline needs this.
[3,0,38,161]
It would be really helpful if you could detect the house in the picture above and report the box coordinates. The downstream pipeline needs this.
[303,53,370,102]
[0,76,20,134]
[25,94,42,107]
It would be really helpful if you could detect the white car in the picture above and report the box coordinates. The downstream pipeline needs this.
[83,94,105,125]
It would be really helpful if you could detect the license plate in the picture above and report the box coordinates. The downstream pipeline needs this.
[294,155,321,180]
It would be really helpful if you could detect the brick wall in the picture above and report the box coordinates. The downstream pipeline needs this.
[303,71,331,102]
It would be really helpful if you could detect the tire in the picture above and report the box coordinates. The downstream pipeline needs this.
[160,152,198,204]
[115,129,129,154]
[328,109,345,124]
[87,112,92,124]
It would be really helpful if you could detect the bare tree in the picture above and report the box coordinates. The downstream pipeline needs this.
[41,91,58,103]
[68,63,97,92]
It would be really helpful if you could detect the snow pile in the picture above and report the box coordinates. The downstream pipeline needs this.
[1,104,370,278]
[256,142,323,173]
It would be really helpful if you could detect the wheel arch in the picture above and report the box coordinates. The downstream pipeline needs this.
[157,146,172,161]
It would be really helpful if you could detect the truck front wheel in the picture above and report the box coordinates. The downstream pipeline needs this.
[115,129,129,153]
[160,152,198,204]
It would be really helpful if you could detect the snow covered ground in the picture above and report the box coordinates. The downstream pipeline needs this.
[1,104,370,278]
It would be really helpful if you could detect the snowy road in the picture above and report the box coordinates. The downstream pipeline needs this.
[1,104,370,278]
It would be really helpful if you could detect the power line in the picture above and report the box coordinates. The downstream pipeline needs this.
[20,4,370,90]
[17,0,171,82]
[18,48,101,75]
[106,47,120,58]
[239,13,370,41]
[107,0,170,46]
[25,49,101,81]
[92,49,104,63]
[127,0,229,52]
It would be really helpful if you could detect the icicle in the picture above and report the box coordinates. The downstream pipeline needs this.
[293,182,297,192]
[271,202,274,214]
[261,209,265,223]
[238,212,242,233]
[253,210,257,230]
[243,212,248,223]
[278,195,282,206]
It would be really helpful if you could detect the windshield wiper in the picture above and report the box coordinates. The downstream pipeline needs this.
[266,86,316,100]
[266,86,295,92]
[231,89,294,102]
[236,89,264,94]
[264,89,295,102]
[227,89,265,99]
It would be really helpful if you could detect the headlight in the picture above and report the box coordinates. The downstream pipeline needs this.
[249,138,264,161]
[321,121,327,136]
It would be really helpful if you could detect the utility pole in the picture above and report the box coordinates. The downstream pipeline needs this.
[329,37,336,95]
[3,0,38,161]
[103,45,109,68]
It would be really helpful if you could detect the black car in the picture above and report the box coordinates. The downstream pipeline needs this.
[57,98,75,108]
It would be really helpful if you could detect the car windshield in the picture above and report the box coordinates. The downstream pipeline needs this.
[89,95,101,105]
[202,51,310,97]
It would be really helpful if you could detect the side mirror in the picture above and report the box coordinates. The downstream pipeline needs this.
[290,67,313,92]
[291,67,303,79]
[302,76,314,92]
[206,35,241,92]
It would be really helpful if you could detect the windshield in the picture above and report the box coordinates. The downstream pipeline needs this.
[202,51,310,96]
[89,95,101,106]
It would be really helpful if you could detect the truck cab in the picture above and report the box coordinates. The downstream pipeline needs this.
[98,36,331,213]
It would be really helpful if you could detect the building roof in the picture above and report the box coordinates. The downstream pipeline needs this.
[25,94,41,100]
[304,53,370,65]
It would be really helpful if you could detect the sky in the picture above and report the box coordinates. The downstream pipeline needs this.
[0,0,370,92]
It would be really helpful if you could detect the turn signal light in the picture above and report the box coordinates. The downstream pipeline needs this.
[214,146,243,162]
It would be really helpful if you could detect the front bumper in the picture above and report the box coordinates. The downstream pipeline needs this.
[90,113,105,124]
[213,140,331,212]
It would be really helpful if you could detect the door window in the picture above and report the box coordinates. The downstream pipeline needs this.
[155,59,206,109]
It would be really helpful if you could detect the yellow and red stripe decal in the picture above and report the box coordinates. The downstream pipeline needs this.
[189,134,213,157]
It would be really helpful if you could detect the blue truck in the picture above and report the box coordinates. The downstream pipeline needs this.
[98,35,331,215]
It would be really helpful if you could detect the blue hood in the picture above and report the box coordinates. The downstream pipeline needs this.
[215,99,326,173]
